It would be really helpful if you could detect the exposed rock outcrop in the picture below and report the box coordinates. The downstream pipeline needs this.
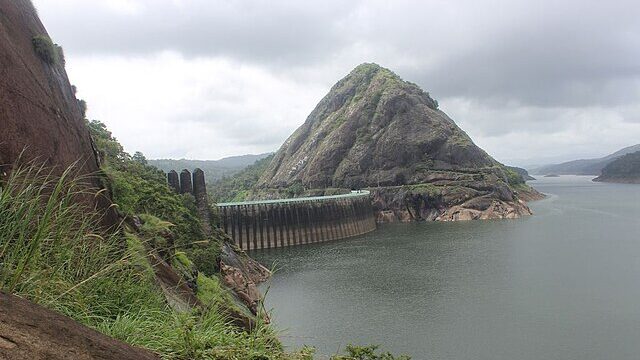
[218,242,271,317]
[256,63,539,221]
[0,291,160,360]
[0,0,117,226]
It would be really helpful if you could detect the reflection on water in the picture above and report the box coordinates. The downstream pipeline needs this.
[252,176,640,360]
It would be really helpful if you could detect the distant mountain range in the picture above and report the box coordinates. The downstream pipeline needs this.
[148,153,272,184]
[530,144,640,175]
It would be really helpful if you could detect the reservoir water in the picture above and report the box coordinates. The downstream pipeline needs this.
[252,176,640,359]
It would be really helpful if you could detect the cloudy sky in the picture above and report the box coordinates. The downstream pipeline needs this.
[34,0,640,166]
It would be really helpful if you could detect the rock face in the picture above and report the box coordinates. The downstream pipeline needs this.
[593,150,640,184]
[0,291,160,360]
[0,0,116,225]
[257,63,538,221]
[0,0,95,172]
[218,241,271,324]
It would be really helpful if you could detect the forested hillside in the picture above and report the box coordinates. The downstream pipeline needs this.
[594,151,640,184]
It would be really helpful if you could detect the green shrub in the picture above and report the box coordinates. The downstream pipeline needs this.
[209,154,274,202]
[286,182,305,198]
[503,167,525,186]
[87,120,204,250]
[32,35,63,65]
[331,345,410,360]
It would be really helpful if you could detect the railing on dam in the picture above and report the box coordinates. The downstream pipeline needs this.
[217,191,377,250]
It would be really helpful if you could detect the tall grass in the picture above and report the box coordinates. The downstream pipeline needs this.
[0,161,111,295]
[0,160,314,359]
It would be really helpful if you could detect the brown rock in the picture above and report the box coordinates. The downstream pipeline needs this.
[0,0,117,227]
[218,242,271,321]
[0,291,160,360]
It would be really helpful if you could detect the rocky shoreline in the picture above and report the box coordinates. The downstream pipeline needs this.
[370,182,545,223]
[593,176,640,184]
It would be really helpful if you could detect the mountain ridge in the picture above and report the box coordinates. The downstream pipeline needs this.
[531,144,640,175]
[148,153,272,183]
[594,150,640,184]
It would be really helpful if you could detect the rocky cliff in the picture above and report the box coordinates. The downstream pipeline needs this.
[0,0,115,223]
[1,0,95,171]
[257,63,542,221]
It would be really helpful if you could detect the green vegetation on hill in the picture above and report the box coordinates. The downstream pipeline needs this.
[88,120,205,253]
[32,35,64,65]
[503,166,526,186]
[0,159,293,359]
[506,166,535,181]
[594,150,640,183]
[148,154,272,186]
[532,144,640,175]
[209,154,275,202]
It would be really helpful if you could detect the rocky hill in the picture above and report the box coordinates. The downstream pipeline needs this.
[593,150,640,184]
[532,144,640,176]
[256,63,542,221]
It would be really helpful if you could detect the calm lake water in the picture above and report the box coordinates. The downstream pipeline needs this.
[252,176,640,360]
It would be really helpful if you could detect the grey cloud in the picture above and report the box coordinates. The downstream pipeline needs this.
[37,0,640,109]
[36,0,353,64]
[33,0,640,162]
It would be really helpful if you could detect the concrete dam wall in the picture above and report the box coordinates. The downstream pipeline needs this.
[217,192,377,250]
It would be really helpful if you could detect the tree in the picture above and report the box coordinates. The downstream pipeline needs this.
[132,151,147,165]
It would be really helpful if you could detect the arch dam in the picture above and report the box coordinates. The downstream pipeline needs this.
[217,191,377,250]
[166,169,377,250]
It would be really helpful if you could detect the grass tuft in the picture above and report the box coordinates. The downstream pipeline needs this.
[32,35,63,65]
